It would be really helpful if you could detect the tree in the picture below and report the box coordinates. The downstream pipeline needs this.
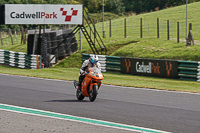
[105,0,125,15]
[76,0,102,13]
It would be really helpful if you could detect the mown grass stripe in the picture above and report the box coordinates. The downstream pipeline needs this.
[0,104,169,133]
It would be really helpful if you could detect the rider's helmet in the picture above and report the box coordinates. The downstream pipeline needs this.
[89,55,98,65]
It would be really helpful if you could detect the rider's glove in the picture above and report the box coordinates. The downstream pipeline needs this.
[83,72,88,75]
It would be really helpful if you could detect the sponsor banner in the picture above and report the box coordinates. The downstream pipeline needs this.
[121,58,178,79]
[5,4,82,24]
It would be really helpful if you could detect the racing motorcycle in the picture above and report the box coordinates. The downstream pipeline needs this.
[73,66,104,102]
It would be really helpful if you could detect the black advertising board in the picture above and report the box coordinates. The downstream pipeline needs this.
[121,58,178,79]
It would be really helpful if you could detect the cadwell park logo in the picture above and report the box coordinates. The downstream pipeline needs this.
[10,11,58,19]
[124,59,173,77]
[165,61,172,77]
[5,4,82,24]
[136,62,160,74]
[60,8,78,22]
[8,7,79,23]
[125,59,131,73]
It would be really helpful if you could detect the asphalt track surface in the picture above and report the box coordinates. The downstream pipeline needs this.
[0,110,135,133]
[0,74,200,133]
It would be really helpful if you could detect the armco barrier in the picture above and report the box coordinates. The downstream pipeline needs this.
[197,62,200,82]
[178,61,198,81]
[81,53,120,72]
[82,53,200,82]
[0,49,41,69]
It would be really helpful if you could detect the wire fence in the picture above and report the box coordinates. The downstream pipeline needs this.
[1,16,200,52]
[0,24,77,46]
[0,29,22,46]
[91,17,200,45]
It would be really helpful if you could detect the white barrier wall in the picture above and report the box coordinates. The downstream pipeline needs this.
[82,54,121,72]
[0,49,41,69]
[197,62,200,82]
[89,54,107,72]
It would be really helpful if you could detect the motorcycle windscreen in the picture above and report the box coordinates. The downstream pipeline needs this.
[89,67,101,74]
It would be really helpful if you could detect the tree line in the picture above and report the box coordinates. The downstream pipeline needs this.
[79,0,200,15]
[1,0,200,14]
[0,0,200,30]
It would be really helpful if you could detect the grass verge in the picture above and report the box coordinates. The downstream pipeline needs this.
[0,65,200,93]
[111,38,200,61]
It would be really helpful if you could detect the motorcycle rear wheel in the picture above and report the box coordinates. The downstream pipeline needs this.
[89,85,98,102]
[76,89,85,100]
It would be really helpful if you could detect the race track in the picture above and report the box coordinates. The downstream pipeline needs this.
[0,74,200,133]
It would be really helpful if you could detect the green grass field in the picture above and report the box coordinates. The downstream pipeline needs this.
[74,1,200,61]
[1,2,200,92]
[0,65,200,93]
[96,1,200,42]
[0,34,26,53]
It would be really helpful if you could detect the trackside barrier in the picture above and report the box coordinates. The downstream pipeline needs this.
[0,49,42,69]
[82,54,200,82]
[178,61,198,81]
[81,53,120,72]
[197,62,200,82]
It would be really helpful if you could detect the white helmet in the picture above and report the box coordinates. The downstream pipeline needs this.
[89,55,98,65]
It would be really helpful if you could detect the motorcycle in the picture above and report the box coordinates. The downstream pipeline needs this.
[73,66,104,102]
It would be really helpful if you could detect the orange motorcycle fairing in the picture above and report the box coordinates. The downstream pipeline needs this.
[81,74,90,97]
[80,67,104,98]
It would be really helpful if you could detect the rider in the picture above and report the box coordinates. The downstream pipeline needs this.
[77,55,101,89]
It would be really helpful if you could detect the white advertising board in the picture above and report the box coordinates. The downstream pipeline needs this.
[5,4,83,24]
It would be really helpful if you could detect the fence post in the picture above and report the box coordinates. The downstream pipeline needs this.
[187,23,195,46]
[124,18,126,38]
[157,18,159,38]
[140,18,143,38]
[21,26,25,44]
[167,20,169,40]
[109,19,111,38]
[24,28,27,44]
[79,29,82,50]
[14,30,16,37]
[189,23,192,32]
[177,22,179,43]
[93,19,96,44]
[8,29,14,45]
[0,32,3,46]
[90,23,91,38]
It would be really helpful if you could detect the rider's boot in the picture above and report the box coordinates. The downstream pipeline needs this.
[77,82,81,90]
[78,74,84,90]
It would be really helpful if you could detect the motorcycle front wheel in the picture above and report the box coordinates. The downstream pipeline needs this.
[89,85,98,102]
[76,89,85,100]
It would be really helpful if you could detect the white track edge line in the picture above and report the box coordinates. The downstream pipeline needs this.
[0,103,170,133]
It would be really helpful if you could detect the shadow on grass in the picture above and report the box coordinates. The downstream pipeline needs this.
[105,40,139,55]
